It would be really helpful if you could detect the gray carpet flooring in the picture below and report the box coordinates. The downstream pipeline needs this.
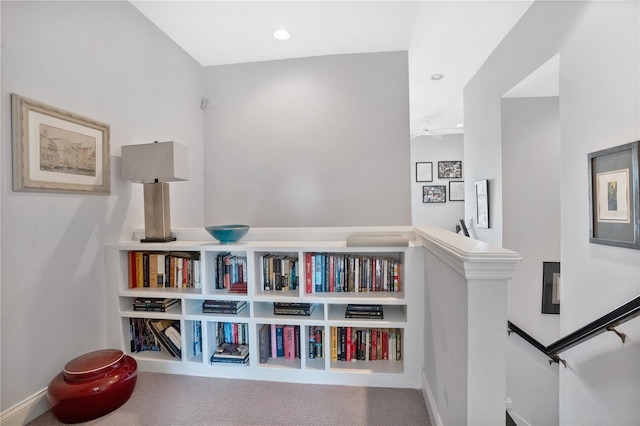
[29,372,432,425]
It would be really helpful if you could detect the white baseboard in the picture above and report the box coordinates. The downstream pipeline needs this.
[0,388,49,426]
[421,369,442,426]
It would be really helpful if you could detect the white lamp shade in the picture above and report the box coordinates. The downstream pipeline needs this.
[121,141,189,183]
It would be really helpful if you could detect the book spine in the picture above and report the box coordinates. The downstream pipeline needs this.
[365,329,370,361]
[308,326,316,359]
[295,325,301,358]
[371,329,377,360]
[305,253,312,293]
[135,252,144,288]
[142,252,150,287]
[193,321,202,356]
[128,251,137,288]
[315,327,323,358]
[133,306,174,312]
[276,326,284,357]
[323,253,328,292]
[382,329,389,360]
[149,253,158,287]
[313,254,321,292]
[331,326,337,361]
[259,324,270,363]
[284,325,295,359]
[263,254,271,291]
[271,324,277,357]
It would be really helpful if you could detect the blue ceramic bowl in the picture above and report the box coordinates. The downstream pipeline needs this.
[205,225,250,244]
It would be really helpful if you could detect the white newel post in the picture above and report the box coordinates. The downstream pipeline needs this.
[415,227,521,426]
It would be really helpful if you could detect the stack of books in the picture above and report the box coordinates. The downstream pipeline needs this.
[202,300,247,314]
[228,282,247,294]
[133,297,179,312]
[210,342,249,364]
[345,304,384,319]
[273,302,315,316]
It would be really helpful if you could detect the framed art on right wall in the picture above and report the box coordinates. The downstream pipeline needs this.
[475,179,489,228]
[588,141,640,249]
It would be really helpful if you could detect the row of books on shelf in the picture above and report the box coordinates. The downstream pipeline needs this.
[308,325,324,359]
[217,321,249,346]
[127,319,401,363]
[202,300,247,314]
[330,327,401,362]
[214,252,247,291]
[133,297,180,312]
[261,254,299,291]
[304,252,401,294]
[128,251,201,289]
[129,318,182,358]
[258,324,303,363]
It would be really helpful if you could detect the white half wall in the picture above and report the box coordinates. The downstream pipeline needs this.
[202,52,411,227]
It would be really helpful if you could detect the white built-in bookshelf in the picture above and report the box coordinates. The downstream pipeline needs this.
[105,229,424,388]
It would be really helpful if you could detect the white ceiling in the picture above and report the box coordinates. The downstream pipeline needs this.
[131,1,533,137]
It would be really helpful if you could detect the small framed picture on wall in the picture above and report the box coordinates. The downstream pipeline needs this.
[423,185,446,203]
[416,162,433,182]
[475,179,489,228]
[438,161,462,179]
[449,181,464,201]
[588,141,640,249]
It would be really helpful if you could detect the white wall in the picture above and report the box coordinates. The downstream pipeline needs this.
[202,52,411,227]
[1,0,204,414]
[503,96,560,342]
[410,134,464,231]
[502,96,560,425]
[465,1,640,424]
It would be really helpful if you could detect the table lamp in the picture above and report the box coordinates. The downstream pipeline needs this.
[121,141,189,242]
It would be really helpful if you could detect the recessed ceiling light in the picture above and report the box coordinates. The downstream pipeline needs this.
[430,74,444,81]
[456,123,464,128]
[273,28,291,41]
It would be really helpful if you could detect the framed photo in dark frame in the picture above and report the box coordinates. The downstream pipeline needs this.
[449,181,464,201]
[438,161,462,179]
[416,162,433,182]
[588,141,640,249]
[541,262,560,314]
[423,185,446,203]
[475,179,489,228]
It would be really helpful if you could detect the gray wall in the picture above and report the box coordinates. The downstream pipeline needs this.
[1,1,204,411]
[503,96,560,342]
[465,2,639,424]
[202,52,411,227]
[502,96,560,425]
[410,134,464,232]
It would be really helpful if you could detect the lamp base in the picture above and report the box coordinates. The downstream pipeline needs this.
[143,182,174,242]
[140,236,177,243]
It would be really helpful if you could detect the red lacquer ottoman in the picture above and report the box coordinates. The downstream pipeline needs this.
[47,349,137,424]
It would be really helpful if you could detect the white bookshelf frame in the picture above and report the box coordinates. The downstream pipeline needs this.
[105,227,424,388]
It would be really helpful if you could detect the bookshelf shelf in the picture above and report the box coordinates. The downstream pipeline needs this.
[106,230,423,388]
